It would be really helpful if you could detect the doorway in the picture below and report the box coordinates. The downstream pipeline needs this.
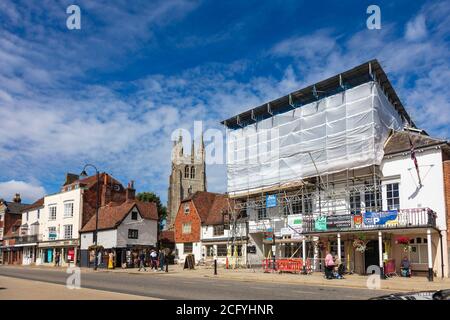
[364,240,380,273]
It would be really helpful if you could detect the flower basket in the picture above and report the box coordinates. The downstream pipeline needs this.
[395,236,411,252]
[353,233,368,253]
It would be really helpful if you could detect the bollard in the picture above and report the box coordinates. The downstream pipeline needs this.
[165,263,168,273]
[214,259,217,275]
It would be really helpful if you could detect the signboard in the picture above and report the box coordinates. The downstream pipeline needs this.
[264,227,274,242]
[266,195,277,208]
[326,215,352,230]
[280,227,293,236]
[314,216,327,231]
[353,215,363,228]
[364,210,398,226]
[247,245,257,254]
[67,249,75,261]
[287,214,303,238]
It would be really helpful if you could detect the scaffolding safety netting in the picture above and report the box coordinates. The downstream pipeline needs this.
[226,81,404,196]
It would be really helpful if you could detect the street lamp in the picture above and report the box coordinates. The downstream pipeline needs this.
[80,164,100,271]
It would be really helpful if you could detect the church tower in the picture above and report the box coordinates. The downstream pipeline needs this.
[166,132,206,229]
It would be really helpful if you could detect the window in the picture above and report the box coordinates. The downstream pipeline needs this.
[48,227,57,240]
[131,211,138,220]
[182,223,192,234]
[216,244,227,257]
[37,209,40,220]
[64,202,73,218]
[183,242,193,254]
[257,207,267,220]
[184,165,190,178]
[190,166,196,179]
[409,237,428,264]
[205,245,215,257]
[364,189,382,212]
[48,206,57,220]
[184,204,190,214]
[128,229,139,239]
[26,212,29,221]
[292,201,302,215]
[231,245,243,256]
[350,191,361,214]
[213,225,224,236]
[63,225,73,239]
[386,183,400,210]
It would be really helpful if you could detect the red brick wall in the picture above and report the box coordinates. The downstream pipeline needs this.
[174,200,201,243]
[443,160,450,241]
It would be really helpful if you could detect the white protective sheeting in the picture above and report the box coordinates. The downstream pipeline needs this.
[226,81,403,195]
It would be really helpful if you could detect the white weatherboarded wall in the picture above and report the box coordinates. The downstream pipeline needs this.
[116,207,158,248]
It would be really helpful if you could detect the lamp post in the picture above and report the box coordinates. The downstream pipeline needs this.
[80,164,100,271]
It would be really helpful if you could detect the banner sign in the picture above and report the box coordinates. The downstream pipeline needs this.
[314,216,327,231]
[266,195,277,208]
[364,210,398,225]
[326,215,352,230]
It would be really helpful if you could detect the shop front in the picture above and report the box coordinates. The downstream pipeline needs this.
[37,239,79,267]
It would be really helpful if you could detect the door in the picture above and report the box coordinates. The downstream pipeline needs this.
[364,240,379,273]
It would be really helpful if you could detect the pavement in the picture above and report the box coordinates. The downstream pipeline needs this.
[0,265,399,300]
[0,275,156,300]
[77,264,450,292]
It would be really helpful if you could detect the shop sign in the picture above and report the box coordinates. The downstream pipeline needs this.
[314,216,327,231]
[266,195,277,208]
[287,214,303,238]
[326,215,352,230]
[353,215,363,228]
[67,249,75,261]
[364,210,398,225]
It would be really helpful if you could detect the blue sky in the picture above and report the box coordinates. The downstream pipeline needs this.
[0,0,449,204]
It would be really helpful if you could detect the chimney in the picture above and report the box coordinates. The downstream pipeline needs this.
[100,173,112,207]
[13,193,21,203]
[64,173,79,185]
[126,180,135,202]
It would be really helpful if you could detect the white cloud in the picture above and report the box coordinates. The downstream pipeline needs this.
[0,180,45,203]
[405,14,428,41]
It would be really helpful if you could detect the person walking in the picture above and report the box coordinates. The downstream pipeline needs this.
[150,249,158,271]
[158,249,166,272]
[54,252,60,267]
[108,251,114,269]
[138,251,147,271]
[324,251,335,279]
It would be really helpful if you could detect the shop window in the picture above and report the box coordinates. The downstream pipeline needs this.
[257,207,267,220]
[386,183,400,210]
[213,225,224,236]
[128,229,138,239]
[216,244,227,257]
[205,245,215,257]
[230,244,242,256]
[349,191,361,214]
[184,242,193,254]
[182,223,191,234]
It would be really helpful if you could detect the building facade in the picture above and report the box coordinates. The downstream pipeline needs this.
[167,133,206,229]
[221,60,449,280]
[17,198,44,265]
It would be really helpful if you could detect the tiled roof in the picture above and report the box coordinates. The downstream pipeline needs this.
[159,230,175,242]
[68,172,123,189]
[80,200,158,232]
[384,130,448,155]
[181,191,232,225]
[3,201,29,215]
[21,198,44,212]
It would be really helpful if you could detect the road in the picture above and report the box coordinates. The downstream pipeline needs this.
[0,266,393,300]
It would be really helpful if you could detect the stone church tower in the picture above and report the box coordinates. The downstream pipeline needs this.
[166,132,206,229]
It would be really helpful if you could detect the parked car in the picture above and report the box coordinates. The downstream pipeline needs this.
[370,289,450,300]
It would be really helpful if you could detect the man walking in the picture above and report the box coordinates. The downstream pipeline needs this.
[158,249,166,272]
[150,249,158,271]
[138,251,147,271]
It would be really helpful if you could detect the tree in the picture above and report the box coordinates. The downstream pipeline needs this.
[136,192,167,227]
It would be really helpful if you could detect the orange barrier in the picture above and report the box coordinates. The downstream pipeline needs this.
[262,258,304,273]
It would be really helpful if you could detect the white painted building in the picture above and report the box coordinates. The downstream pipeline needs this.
[80,199,158,268]
[17,198,44,265]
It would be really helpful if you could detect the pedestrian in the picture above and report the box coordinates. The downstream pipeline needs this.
[150,249,158,271]
[158,249,166,272]
[138,251,147,271]
[55,252,60,267]
[324,251,335,280]
[108,251,114,269]
[97,250,102,268]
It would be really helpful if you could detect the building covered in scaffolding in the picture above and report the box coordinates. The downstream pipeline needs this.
[221,60,449,280]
